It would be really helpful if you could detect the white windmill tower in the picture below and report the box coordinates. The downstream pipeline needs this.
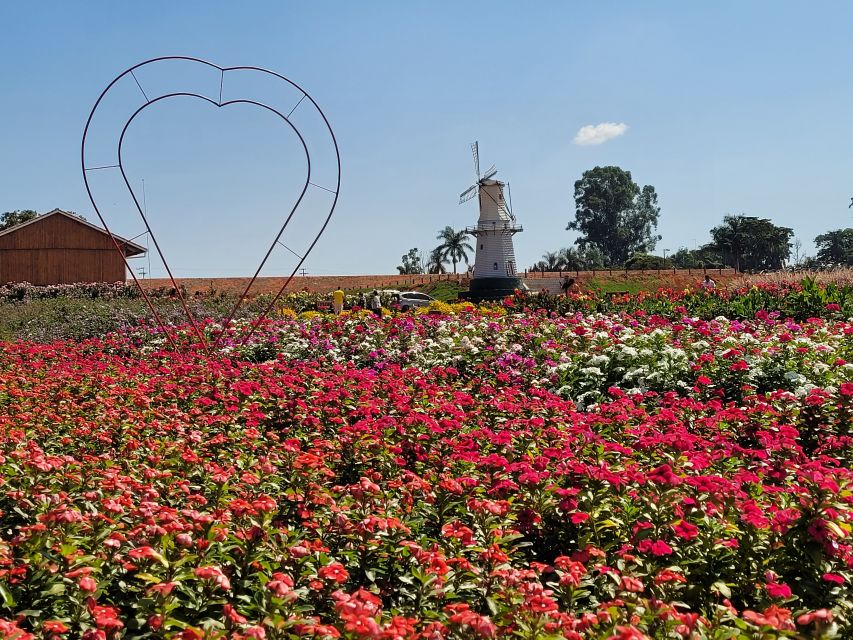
[459,141,523,301]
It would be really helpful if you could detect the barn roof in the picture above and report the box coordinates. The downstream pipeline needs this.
[0,209,146,257]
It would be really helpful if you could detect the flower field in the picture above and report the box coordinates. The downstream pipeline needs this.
[1,287,853,638]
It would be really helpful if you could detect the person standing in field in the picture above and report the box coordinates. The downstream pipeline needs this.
[561,277,580,295]
[332,286,344,315]
[369,290,382,318]
[700,275,716,290]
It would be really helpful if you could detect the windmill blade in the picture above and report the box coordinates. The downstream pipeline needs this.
[506,182,516,221]
[471,141,480,179]
[482,166,497,181]
[459,183,477,199]
[459,184,478,204]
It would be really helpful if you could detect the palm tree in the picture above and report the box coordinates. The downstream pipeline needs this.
[540,251,563,271]
[436,226,474,274]
[426,246,448,274]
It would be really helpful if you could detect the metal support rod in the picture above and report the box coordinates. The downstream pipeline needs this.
[276,239,305,260]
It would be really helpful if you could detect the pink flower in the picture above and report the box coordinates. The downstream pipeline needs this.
[797,609,833,626]
[194,566,231,590]
[620,576,644,593]
[78,576,97,592]
[571,512,590,524]
[673,520,699,540]
[766,582,792,599]
[638,539,673,556]
[647,464,682,486]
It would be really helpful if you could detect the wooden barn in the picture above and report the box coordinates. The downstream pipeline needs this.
[0,209,145,285]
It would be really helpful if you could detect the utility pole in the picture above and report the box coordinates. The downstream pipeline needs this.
[300,268,307,277]
[137,267,147,279]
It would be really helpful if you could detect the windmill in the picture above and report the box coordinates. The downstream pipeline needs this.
[458,141,523,301]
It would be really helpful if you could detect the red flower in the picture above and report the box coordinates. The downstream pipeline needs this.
[318,562,349,584]
[672,520,699,540]
[742,605,795,631]
[223,603,247,625]
[570,512,590,524]
[620,576,644,593]
[194,565,231,590]
[43,621,69,634]
[647,464,682,486]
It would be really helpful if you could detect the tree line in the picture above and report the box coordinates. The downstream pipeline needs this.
[530,165,853,273]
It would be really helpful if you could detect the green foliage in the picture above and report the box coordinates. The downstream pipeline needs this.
[624,252,673,270]
[0,209,37,231]
[814,229,853,267]
[435,226,473,274]
[396,248,424,275]
[568,166,661,265]
[425,246,447,274]
[670,247,726,269]
[529,246,606,272]
[708,215,793,272]
[417,279,464,301]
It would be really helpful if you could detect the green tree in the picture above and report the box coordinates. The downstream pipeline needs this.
[396,248,424,275]
[529,246,606,272]
[625,253,673,270]
[435,226,473,274]
[529,251,563,272]
[708,215,792,272]
[814,228,853,266]
[568,166,661,265]
[0,210,37,231]
[426,247,448,274]
[670,247,725,269]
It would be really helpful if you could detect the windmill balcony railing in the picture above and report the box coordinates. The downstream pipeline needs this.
[465,223,523,236]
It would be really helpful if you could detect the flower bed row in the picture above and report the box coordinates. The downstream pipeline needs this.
[125,308,853,410]
[0,308,851,637]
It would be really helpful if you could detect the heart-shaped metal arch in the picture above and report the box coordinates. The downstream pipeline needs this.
[81,56,341,353]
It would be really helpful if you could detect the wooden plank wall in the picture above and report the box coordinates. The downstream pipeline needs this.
[0,215,127,284]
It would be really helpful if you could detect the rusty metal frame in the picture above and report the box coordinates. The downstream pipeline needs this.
[81,56,340,354]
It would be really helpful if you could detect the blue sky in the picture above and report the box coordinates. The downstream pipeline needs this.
[1,1,852,277]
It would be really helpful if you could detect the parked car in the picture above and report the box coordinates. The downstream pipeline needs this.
[397,291,435,311]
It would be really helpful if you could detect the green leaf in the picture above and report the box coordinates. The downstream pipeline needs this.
[136,573,162,584]
[43,583,65,596]
[711,581,731,598]
[485,597,498,616]
[0,583,15,609]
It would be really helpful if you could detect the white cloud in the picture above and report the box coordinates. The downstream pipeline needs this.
[573,122,628,146]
